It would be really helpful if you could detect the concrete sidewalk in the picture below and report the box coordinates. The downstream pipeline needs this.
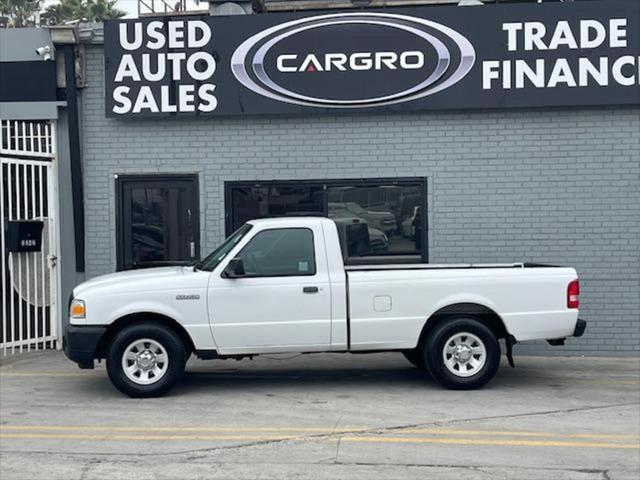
[1,351,639,479]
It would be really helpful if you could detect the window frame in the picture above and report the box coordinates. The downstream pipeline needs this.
[230,227,318,278]
[225,177,428,263]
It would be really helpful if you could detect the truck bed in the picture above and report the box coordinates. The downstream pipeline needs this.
[344,263,577,350]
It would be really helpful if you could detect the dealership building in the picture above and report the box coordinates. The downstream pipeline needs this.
[1,0,638,356]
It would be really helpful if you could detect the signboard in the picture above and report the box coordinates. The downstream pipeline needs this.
[104,0,640,117]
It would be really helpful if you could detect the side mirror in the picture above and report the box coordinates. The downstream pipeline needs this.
[223,258,245,278]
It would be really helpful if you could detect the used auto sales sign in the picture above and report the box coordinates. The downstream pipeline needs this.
[103,0,640,117]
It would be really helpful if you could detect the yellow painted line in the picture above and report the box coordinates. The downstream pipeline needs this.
[0,425,361,433]
[0,433,637,450]
[0,433,298,441]
[401,429,640,440]
[339,436,640,450]
[1,426,638,441]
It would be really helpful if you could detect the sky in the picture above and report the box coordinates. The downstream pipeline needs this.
[42,0,206,19]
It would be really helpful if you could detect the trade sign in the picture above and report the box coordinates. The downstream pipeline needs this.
[103,0,640,117]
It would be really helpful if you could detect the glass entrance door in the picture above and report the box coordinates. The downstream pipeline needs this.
[117,175,199,270]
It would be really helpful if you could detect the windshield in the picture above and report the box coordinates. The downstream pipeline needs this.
[196,223,253,271]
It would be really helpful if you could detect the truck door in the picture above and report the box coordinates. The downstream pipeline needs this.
[207,225,332,353]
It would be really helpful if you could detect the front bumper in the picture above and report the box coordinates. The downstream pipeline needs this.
[63,324,107,369]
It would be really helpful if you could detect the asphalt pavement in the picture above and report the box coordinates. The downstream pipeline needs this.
[1,351,639,479]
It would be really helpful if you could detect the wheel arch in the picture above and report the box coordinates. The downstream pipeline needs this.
[416,302,509,349]
[95,312,196,358]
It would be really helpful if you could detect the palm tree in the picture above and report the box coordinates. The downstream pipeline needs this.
[42,0,125,25]
[0,0,41,27]
[85,0,125,21]
[40,0,80,25]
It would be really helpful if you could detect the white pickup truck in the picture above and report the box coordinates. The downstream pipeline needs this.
[64,217,586,397]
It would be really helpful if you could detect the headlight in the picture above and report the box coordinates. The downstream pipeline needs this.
[70,299,86,319]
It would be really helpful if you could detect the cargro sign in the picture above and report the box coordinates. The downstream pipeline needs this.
[103,0,640,117]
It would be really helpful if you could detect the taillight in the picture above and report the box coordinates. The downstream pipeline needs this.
[567,280,580,309]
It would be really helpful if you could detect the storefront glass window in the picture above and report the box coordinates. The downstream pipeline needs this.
[327,185,423,256]
[227,178,427,262]
[230,185,324,230]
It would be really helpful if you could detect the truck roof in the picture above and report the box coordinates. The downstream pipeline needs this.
[246,216,333,228]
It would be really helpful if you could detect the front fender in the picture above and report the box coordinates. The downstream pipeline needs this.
[107,301,187,326]
[79,293,218,351]
[106,300,218,351]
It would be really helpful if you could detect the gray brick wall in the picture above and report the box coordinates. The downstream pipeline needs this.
[80,45,640,356]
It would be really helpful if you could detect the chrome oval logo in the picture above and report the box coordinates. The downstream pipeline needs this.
[231,13,475,108]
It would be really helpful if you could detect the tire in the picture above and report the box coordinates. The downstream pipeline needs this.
[423,317,500,390]
[106,322,187,398]
[402,349,426,370]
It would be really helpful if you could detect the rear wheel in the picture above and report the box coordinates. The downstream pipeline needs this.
[106,322,187,398]
[424,317,500,390]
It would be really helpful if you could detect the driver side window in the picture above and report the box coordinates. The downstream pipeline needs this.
[237,228,316,277]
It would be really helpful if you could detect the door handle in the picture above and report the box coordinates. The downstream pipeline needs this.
[303,286,319,294]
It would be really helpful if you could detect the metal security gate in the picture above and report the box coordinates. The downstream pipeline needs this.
[1,120,60,354]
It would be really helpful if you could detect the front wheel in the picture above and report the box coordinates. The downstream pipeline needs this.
[106,322,187,398]
[424,317,500,390]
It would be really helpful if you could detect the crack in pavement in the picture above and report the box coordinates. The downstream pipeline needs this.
[332,461,610,476]
[136,400,640,456]
[331,413,344,464]
[1,400,637,458]
[0,452,616,477]
[78,459,103,480]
